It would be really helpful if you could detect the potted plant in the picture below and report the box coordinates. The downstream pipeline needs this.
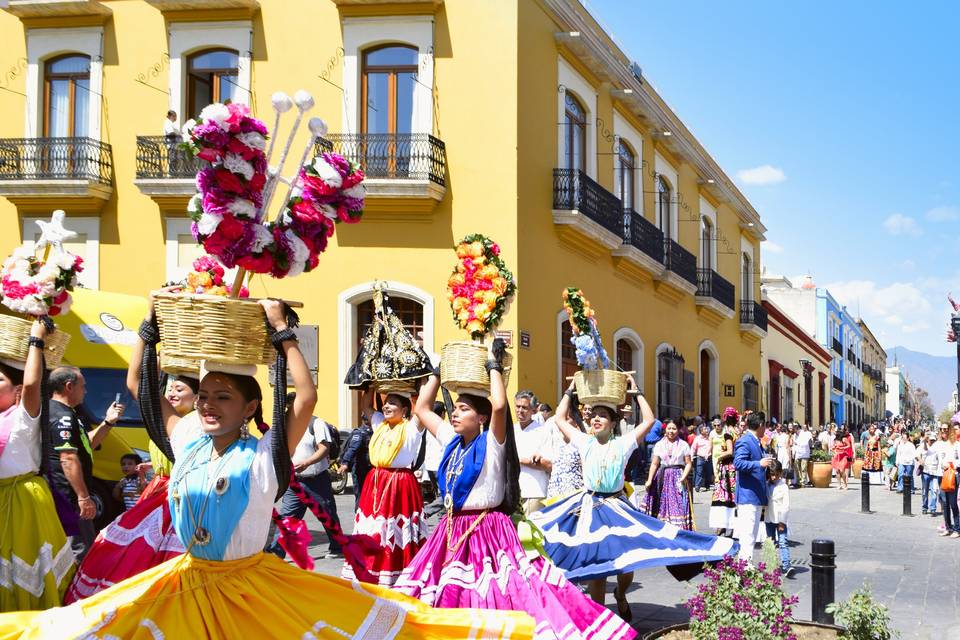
[809,448,833,488]
[826,582,900,640]
[642,557,843,639]
[852,444,865,480]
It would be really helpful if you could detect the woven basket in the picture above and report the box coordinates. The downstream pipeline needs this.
[440,341,512,396]
[574,369,627,407]
[375,379,417,396]
[154,292,274,366]
[159,353,201,378]
[0,315,70,369]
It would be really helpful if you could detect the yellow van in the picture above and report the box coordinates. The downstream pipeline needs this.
[56,288,152,527]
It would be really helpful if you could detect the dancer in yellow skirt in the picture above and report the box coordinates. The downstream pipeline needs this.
[0,299,533,639]
[0,319,75,612]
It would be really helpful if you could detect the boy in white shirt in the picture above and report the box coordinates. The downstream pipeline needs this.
[764,460,793,577]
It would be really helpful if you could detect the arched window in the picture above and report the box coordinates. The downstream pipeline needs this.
[616,338,634,374]
[356,296,424,350]
[700,216,713,270]
[743,375,759,412]
[187,48,239,118]
[362,44,417,136]
[657,176,673,240]
[563,93,586,173]
[741,252,752,302]
[560,320,578,389]
[44,54,91,137]
[657,348,685,419]
[616,140,636,211]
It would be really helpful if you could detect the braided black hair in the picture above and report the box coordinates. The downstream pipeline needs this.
[138,319,174,461]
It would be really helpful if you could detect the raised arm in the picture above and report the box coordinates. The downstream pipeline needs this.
[488,367,507,445]
[553,382,581,444]
[414,373,444,439]
[130,298,181,441]
[20,319,47,418]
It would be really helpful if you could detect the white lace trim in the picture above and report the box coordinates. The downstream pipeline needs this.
[0,540,75,597]
[351,511,428,551]
[397,547,545,603]
[98,507,185,553]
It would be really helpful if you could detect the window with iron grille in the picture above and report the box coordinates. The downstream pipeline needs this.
[657,350,684,419]
[743,376,759,412]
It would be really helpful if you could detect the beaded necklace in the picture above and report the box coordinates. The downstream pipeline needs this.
[171,438,239,548]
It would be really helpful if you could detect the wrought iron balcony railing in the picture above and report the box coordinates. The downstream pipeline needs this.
[314,133,446,186]
[740,299,768,331]
[663,238,697,286]
[696,268,736,310]
[135,136,205,179]
[553,168,624,237]
[833,375,843,392]
[832,338,843,355]
[623,208,664,263]
[0,137,112,184]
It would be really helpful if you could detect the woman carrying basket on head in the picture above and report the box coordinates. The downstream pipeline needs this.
[0,297,534,639]
[395,343,636,640]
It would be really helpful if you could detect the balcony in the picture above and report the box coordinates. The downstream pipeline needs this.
[319,133,446,218]
[134,136,205,207]
[145,0,258,10]
[611,208,665,282]
[832,338,843,355]
[552,168,624,254]
[695,268,736,322]
[833,375,843,392]
[654,238,697,300]
[5,0,111,18]
[0,137,112,212]
[739,299,767,340]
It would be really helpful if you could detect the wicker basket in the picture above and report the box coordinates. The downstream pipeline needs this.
[153,292,274,366]
[375,379,418,396]
[0,315,70,369]
[574,369,627,407]
[159,353,201,378]
[440,341,513,396]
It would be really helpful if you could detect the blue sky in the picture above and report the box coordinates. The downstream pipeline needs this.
[587,0,960,357]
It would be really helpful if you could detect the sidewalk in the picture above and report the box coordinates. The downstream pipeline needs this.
[306,476,960,638]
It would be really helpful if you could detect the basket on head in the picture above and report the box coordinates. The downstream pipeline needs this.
[574,369,627,408]
[160,352,202,378]
[0,315,70,369]
[375,379,417,397]
[439,341,512,397]
[153,292,274,366]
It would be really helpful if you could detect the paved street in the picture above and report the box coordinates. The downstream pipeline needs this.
[301,475,960,638]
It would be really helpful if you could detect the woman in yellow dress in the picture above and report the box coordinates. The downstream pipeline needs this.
[0,298,532,639]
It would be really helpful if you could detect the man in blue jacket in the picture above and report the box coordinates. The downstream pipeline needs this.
[734,411,773,562]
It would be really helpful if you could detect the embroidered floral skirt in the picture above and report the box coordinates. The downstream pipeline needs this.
[0,473,74,612]
[639,467,693,530]
[64,475,184,604]
[0,551,535,639]
[708,463,737,530]
[342,467,427,587]
[395,509,635,640]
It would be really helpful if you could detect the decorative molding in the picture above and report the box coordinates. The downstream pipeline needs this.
[552,210,622,258]
[695,299,733,327]
[0,181,112,213]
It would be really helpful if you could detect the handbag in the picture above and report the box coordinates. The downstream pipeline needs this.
[942,463,956,492]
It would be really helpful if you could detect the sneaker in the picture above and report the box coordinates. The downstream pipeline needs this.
[922,509,928,515]
[784,567,796,579]
[325,550,345,559]
[951,532,960,539]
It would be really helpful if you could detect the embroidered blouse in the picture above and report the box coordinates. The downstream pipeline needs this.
[436,422,505,511]
[0,403,41,478]
[368,412,423,469]
[652,437,691,466]
[569,431,637,494]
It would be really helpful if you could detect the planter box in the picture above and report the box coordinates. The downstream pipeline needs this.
[852,459,863,479]
[811,461,833,488]
[643,621,845,639]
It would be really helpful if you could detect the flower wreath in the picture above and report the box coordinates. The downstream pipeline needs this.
[446,234,516,338]
[185,101,365,279]
[1,247,83,317]
[184,256,249,298]
[562,287,609,370]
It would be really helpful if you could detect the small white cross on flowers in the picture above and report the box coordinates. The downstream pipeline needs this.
[34,210,78,253]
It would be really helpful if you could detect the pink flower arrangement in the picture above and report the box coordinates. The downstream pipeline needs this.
[185,102,365,280]
[446,234,515,338]
[1,247,83,317]
[184,255,249,298]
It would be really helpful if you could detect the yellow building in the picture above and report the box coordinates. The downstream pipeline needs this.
[0,0,767,427]
[761,298,832,427]
[858,319,887,423]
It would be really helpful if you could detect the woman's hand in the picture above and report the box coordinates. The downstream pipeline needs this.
[30,318,48,340]
[259,299,288,332]
[644,481,653,493]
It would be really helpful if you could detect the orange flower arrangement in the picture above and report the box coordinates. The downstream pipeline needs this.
[446,234,516,339]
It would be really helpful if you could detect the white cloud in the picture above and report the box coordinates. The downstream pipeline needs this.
[826,279,936,347]
[736,165,786,186]
[881,213,922,237]
[762,240,784,254]
[925,205,960,222]
[900,259,915,269]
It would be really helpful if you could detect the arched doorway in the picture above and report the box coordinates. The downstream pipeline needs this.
[698,340,719,418]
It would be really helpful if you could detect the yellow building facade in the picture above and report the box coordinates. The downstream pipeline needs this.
[859,320,887,423]
[0,0,767,427]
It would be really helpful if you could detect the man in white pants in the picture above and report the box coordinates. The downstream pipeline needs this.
[733,412,773,562]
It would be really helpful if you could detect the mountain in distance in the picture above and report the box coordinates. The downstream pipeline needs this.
[886,346,956,411]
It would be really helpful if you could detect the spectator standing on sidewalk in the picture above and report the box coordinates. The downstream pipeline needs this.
[918,430,941,516]
[515,390,552,515]
[339,413,373,512]
[895,432,917,494]
[792,424,813,488]
[934,421,959,536]
[734,412,773,562]
[764,460,793,577]
[691,425,713,492]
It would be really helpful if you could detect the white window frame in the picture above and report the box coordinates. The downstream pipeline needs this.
[699,197,717,270]
[654,153,679,239]
[338,281,435,427]
[20,216,99,289]
[341,16,434,136]
[25,27,104,139]
[557,57,597,179]
[613,112,643,213]
[613,327,645,393]
[168,21,253,115]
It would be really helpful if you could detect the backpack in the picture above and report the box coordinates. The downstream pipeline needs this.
[310,420,342,461]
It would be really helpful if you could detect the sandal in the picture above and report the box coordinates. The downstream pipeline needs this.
[614,585,632,622]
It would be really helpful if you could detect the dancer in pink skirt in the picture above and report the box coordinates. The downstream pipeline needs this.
[394,343,636,640]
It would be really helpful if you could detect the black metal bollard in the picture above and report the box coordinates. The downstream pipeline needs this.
[810,539,836,624]
[860,470,871,513]
[902,474,913,516]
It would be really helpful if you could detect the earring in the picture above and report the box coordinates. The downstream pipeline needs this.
[240,421,250,440]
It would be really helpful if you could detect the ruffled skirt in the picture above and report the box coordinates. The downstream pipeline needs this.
[638,467,693,530]
[530,491,737,582]
[0,551,534,639]
[0,473,75,612]
[64,476,183,603]
[395,510,634,640]
[342,467,427,586]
